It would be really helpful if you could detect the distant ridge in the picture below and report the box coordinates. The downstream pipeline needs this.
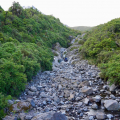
[70,26,93,31]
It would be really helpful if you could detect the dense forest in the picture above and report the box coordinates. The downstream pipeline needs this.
[79,18,120,85]
[0,2,80,118]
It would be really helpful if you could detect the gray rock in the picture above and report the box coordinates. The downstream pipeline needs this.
[27,91,35,96]
[50,113,67,120]
[110,94,116,100]
[54,96,60,103]
[89,116,94,120]
[83,98,89,105]
[68,93,75,101]
[8,100,14,105]
[104,100,120,111]
[92,103,98,110]
[31,111,55,120]
[40,92,47,98]
[19,113,25,120]
[2,116,15,120]
[108,84,116,92]
[30,86,37,92]
[64,90,70,98]
[80,113,83,117]
[81,86,93,95]
[107,114,113,119]
[31,100,36,107]
[96,112,106,120]
[43,100,47,105]
[93,95,101,102]
[25,115,33,120]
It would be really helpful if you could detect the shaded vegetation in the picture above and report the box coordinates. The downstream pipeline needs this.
[79,18,120,85]
[0,2,81,119]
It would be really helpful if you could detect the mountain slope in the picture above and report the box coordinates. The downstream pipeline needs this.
[0,2,81,118]
[79,18,120,85]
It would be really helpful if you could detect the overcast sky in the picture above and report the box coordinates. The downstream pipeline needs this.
[1,0,120,27]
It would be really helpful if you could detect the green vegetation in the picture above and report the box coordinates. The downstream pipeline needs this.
[71,26,93,31]
[79,18,120,84]
[0,2,80,119]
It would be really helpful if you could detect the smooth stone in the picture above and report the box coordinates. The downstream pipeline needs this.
[107,114,113,119]
[92,103,98,110]
[31,111,55,120]
[27,91,35,96]
[81,86,93,95]
[83,98,89,105]
[40,92,47,98]
[31,100,36,108]
[25,115,33,120]
[30,86,37,92]
[108,84,116,92]
[93,95,101,102]
[8,100,14,105]
[104,100,120,111]
[80,113,83,117]
[96,112,106,120]
[2,116,15,120]
[19,113,26,120]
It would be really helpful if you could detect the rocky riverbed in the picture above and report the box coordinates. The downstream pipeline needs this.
[3,35,120,120]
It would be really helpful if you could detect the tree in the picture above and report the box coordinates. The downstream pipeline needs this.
[9,1,23,17]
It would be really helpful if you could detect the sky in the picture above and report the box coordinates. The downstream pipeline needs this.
[1,0,120,27]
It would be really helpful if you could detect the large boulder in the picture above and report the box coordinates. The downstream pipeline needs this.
[2,116,15,120]
[31,111,55,120]
[50,113,67,120]
[104,100,120,111]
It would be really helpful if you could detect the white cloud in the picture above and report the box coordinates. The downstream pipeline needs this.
[1,0,120,27]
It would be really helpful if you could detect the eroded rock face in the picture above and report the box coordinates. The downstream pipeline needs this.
[104,100,120,111]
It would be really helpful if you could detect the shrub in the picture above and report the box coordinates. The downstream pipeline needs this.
[0,93,12,119]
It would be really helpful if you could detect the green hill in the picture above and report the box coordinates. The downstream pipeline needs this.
[79,18,120,85]
[0,2,80,118]
[71,26,93,31]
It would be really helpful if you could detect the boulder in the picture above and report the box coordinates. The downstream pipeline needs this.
[30,86,37,92]
[104,100,120,111]
[93,95,101,102]
[108,84,117,92]
[31,111,55,120]
[2,116,15,120]
[83,98,89,105]
[50,113,67,120]
[19,113,25,120]
[81,86,93,95]
[96,112,106,120]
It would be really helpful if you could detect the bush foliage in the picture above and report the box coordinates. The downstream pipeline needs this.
[79,18,120,84]
[0,2,81,118]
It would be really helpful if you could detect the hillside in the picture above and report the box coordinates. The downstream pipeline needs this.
[71,26,93,31]
[79,18,120,85]
[0,2,81,118]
